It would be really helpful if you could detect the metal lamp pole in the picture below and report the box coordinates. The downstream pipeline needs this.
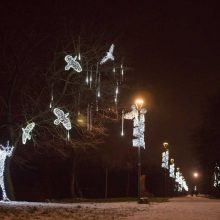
[135,99,144,201]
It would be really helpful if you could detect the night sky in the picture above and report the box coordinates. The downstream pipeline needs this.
[1,1,220,187]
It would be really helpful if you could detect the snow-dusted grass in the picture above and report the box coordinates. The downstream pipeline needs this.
[0,195,220,219]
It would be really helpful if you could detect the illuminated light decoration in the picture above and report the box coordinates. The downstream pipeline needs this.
[115,82,119,103]
[64,55,82,72]
[178,173,183,192]
[182,178,188,191]
[89,67,93,88]
[175,168,180,183]
[124,105,147,149]
[49,93,53,109]
[100,44,114,65]
[78,52,81,61]
[113,66,116,73]
[87,104,92,131]
[121,110,124,136]
[162,143,169,169]
[121,64,124,82]
[0,141,14,201]
[213,164,220,188]
[53,108,72,131]
[22,122,35,144]
[169,159,175,178]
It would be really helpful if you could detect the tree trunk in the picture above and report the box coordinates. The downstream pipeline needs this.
[105,167,108,199]
[126,171,130,197]
[5,156,15,200]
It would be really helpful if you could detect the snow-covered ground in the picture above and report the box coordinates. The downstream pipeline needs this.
[0,195,220,219]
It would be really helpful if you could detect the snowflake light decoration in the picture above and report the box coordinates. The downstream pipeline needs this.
[0,141,14,201]
[22,122,35,144]
[53,108,71,130]
[124,105,146,149]
[100,44,114,65]
[64,55,82,72]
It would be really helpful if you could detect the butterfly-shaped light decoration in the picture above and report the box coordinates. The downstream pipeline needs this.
[53,108,72,130]
[64,55,82,72]
[100,44,115,65]
[22,122,35,144]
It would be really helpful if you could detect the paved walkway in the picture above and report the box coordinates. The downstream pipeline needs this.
[125,196,220,220]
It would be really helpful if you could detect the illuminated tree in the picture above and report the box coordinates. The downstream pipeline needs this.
[0,28,127,199]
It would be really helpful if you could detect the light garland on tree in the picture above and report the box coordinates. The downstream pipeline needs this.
[123,105,147,149]
[53,108,72,140]
[22,122,35,144]
[0,141,14,201]
[100,44,115,65]
[64,55,82,72]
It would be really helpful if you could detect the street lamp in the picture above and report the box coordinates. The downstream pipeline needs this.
[123,98,147,202]
[135,98,144,202]
[161,142,169,196]
[193,172,199,194]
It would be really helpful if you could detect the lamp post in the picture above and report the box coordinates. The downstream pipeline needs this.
[135,98,144,201]
[162,142,169,196]
[193,172,199,195]
[123,98,146,202]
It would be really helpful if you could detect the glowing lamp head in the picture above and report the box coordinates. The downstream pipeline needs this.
[193,172,199,178]
[170,158,174,164]
[163,142,168,148]
[135,99,144,110]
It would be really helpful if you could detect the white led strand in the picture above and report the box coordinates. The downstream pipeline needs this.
[22,122,35,144]
[64,55,82,72]
[121,110,124,136]
[0,141,14,201]
[100,44,115,65]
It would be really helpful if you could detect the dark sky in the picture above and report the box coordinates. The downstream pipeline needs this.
[1,1,220,181]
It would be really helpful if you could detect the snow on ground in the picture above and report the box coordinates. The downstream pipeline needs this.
[0,195,220,220]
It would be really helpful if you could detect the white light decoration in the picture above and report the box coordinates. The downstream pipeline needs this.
[124,105,147,149]
[175,167,180,183]
[22,122,35,144]
[121,110,124,136]
[121,64,124,82]
[100,44,114,65]
[0,141,14,201]
[169,159,175,178]
[162,143,169,170]
[53,108,72,131]
[64,55,82,72]
[214,164,220,188]
[115,82,119,103]
[178,173,183,192]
